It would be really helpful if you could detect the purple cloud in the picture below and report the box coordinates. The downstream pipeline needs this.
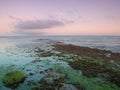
[15,19,64,30]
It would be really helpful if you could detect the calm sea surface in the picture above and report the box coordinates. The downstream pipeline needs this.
[0,35,120,65]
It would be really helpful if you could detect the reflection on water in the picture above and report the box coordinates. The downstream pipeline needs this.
[0,36,70,90]
[0,38,35,65]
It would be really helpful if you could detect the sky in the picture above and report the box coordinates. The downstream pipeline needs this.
[0,0,120,35]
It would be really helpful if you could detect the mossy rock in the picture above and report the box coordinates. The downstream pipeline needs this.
[69,60,120,87]
[2,70,26,88]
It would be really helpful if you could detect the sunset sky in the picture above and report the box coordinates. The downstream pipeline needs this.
[0,0,120,35]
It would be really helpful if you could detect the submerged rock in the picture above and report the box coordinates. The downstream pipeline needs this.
[59,84,78,90]
[31,59,41,63]
[2,71,26,89]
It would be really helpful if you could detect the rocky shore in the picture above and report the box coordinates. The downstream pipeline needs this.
[1,42,120,90]
[54,43,120,87]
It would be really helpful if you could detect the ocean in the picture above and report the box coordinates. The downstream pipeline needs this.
[0,35,120,65]
[35,35,120,53]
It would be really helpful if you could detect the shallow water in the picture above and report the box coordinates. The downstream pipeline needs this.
[0,36,68,89]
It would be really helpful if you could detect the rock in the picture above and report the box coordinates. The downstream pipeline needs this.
[27,80,37,86]
[72,83,86,90]
[31,59,41,63]
[29,72,34,76]
[34,48,44,53]
[2,71,26,89]
[40,51,53,57]
[40,70,66,89]
[110,60,114,63]
[26,69,31,71]
[31,87,45,90]
[106,53,111,58]
[69,60,103,77]
[60,84,78,90]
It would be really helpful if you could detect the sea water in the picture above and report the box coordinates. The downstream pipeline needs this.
[0,35,120,65]
[37,35,120,53]
[0,35,120,89]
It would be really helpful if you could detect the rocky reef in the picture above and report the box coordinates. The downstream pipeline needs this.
[54,43,120,87]
[1,43,120,90]
[40,69,66,90]
[31,68,85,90]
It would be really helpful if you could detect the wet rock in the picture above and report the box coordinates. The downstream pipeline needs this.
[40,51,54,57]
[72,83,86,90]
[106,53,111,58]
[34,48,44,53]
[110,60,114,63]
[69,60,103,77]
[31,87,45,90]
[54,44,120,61]
[22,68,25,70]
[2,71,26,89]
[31,59,41,63]
[69,60,120,87]
[52,43,120,87]
[108,70,120,87]
[27,80,37,86]
[40,71,44,74]
[40,70,66,89]
[29,72,34,76]
[26,69,31,71]
[59,84,78,90]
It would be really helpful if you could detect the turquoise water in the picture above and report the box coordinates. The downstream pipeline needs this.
[0,36,68,90]
[0,37,34,65]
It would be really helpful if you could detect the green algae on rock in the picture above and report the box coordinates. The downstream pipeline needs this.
[2,70,26,88]
[54,43,120,87]
[53,65,119,90]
